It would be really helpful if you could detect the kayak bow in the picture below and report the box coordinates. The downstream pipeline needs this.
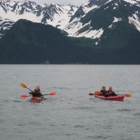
[30,97,43,103]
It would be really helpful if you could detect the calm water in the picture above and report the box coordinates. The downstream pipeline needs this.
[0,65,140,140]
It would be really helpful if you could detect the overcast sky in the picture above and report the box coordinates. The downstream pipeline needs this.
[17,0,89,6]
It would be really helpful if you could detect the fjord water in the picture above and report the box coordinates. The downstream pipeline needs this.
[0,65,140,140]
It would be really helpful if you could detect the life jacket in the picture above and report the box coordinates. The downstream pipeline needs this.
[100,90,108,95]
[108,90,114,94]
[32,90,42,97]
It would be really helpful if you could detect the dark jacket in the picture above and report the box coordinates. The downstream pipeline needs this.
[29,90,43,97]
[107,90,117,96]
[100,90,108,96]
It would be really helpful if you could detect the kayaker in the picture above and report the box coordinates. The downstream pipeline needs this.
[107,86,117,96]
[100,86,108,97]
[29,86,44,98]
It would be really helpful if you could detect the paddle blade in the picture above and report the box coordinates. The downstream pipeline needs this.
[20,94,29,98]
[95,91,102,95]
[89,93,94,95]
[49,92,56,96]
[21,83,28,88]
[124,94,131,97]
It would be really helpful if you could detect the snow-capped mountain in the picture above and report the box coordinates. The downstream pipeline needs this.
[0,0,140,40]
[0,0,78,23]
[65,0,140,39]
[0,0,78,38]
[0,17,14,38]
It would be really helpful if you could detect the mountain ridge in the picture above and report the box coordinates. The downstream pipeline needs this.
[1,0,140,40]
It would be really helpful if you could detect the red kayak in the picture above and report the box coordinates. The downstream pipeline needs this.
[30,97,43,103]
[94,95,125,101]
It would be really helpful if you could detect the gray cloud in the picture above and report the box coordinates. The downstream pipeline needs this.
[15,0,88,6]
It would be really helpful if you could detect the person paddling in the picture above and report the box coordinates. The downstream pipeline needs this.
[29,86,44,98]
[107,86,117,96]
[100,86,108,97]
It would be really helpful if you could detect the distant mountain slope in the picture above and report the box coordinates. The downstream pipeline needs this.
[85,0,140,48]
[0,19,95,64]
[0,19,140,64]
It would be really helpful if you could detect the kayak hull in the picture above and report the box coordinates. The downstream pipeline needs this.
[30,97,43,103]
[94,95,125,101]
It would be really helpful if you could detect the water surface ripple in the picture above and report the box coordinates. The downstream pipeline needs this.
[0,65,140,140]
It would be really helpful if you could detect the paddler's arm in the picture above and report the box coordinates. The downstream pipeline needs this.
[29,91,34,95]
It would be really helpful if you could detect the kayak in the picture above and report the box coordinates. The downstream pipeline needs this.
[94,95,125,101]
[30,97,43,103]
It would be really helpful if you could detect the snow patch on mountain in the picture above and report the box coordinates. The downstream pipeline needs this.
[105,0,113,5]
[109,24,113,28]
[66,21,104,39]
[65,18,82,36]
[104,6,109,10]
[81,2,99,14]
[1,10,38,22]
[113,17,122,22]
[46,5,77,29]
[0,16,14,38]
[129,15,140,31]
[77,28,104,39]
[123,0,137,4]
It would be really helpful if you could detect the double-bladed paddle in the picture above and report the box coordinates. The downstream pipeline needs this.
[20,83,56,98]
[21,83,33,91]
